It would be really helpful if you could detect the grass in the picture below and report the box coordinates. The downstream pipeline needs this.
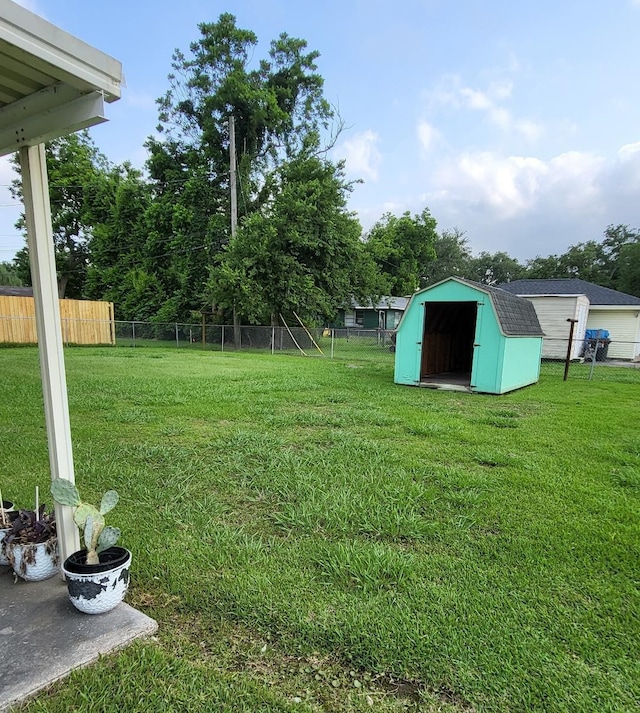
[1,347,639,712]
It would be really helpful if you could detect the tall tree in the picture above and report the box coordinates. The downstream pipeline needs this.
[83,163,160,320]
[617,241,640,297]
[144,13,337,321]
[364,209,437,295]
[422,228,473,286]
[208,156,380,324]
[467,251,524,285]
[10,131,113,298]
[0,262,22,286]
[524,225,640,289]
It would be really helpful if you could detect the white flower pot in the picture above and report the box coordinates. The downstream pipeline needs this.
[62,547,131,614]
[9,538,60,581]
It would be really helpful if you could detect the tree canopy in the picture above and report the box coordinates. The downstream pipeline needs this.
[10,131,113,298]
[5,15,639,321]
[208,156,380,324]
[364,209,438,295]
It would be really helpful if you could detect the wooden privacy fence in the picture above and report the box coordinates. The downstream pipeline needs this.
[0,296,115,345]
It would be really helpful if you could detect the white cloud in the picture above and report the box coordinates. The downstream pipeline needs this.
[430,75,543,142]
[618,141,640,159]
[408,142,640,259]
[417,121,439,151]
[431,149,609,221]
[338,130,382,182]
[433,152,548,219]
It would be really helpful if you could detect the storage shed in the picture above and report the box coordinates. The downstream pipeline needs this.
[394,277,545,394]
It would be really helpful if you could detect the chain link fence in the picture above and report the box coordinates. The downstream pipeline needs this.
[540,337,640,383]
[112,322,396,362]
[2,315,639,382]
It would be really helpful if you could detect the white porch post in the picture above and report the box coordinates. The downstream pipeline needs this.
[19,143,80,566]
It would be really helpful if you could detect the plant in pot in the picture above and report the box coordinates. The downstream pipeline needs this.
[3,504,59,581]
[50,478,131,614]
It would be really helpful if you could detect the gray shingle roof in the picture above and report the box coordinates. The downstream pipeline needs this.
[497,279,640,306]
[454,278,545,336]
[0,285,33,296]
[352,296,409,311]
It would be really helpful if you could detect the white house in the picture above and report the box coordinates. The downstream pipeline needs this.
[498,279,640,360]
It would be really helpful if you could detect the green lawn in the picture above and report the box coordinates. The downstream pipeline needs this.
[2,347,639,712]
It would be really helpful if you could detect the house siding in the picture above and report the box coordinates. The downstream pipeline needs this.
[586,309,640,359]
[519,295,589,359]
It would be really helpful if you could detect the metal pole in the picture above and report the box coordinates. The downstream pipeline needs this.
[221,325,225,352]
[132,321,136,348]
[589,340,599,380]
[19,144,80,565]
[563,318,578,381]
[271,326,275,355]
[331,329,335,359]
[202,312,206,350]
[175,323,179,348]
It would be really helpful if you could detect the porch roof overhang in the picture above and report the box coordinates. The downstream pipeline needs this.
[0,0,122,157]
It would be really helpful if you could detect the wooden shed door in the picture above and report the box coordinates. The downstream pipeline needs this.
[421,302,477,380]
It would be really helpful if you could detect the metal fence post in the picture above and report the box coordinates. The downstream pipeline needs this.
[175,323,180,348]
[132,322,136,348]
[271,326,275,355]
[331,329,335,359]
[221,325,225,352]
[589,340,599,380]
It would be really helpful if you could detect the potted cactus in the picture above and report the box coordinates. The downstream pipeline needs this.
[3,504,59,581]
[50,478,131,614]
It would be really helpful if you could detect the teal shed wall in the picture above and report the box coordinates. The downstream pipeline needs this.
[394,279,542,394]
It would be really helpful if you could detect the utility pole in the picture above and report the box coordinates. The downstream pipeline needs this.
[229,114,237,238]
[229,114,240,347]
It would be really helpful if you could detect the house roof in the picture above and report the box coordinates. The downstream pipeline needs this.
[497,278,640,306]
[352,296,409,311]
[452,277,545,336]
[0,285,33,296]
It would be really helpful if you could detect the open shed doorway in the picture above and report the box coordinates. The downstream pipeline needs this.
[420,301,477,387]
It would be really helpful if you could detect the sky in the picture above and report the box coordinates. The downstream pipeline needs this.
[2,0,640,264]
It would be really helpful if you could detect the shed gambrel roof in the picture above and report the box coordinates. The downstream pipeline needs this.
[452,278,545,336]
[497,279,640,306]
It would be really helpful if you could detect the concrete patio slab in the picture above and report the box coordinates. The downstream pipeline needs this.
[0,566,157,712]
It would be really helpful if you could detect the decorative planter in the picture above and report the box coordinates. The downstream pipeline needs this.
[8,537,60,581]
[62,547,131,614]
[0,511,16,566]
[0,528,10,566]
[0,502,15,564]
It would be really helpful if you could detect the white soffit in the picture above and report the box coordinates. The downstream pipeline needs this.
[0,0,122,156]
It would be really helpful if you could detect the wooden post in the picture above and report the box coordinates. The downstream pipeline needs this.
[564,318,578,381]
[229,114,237,239]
